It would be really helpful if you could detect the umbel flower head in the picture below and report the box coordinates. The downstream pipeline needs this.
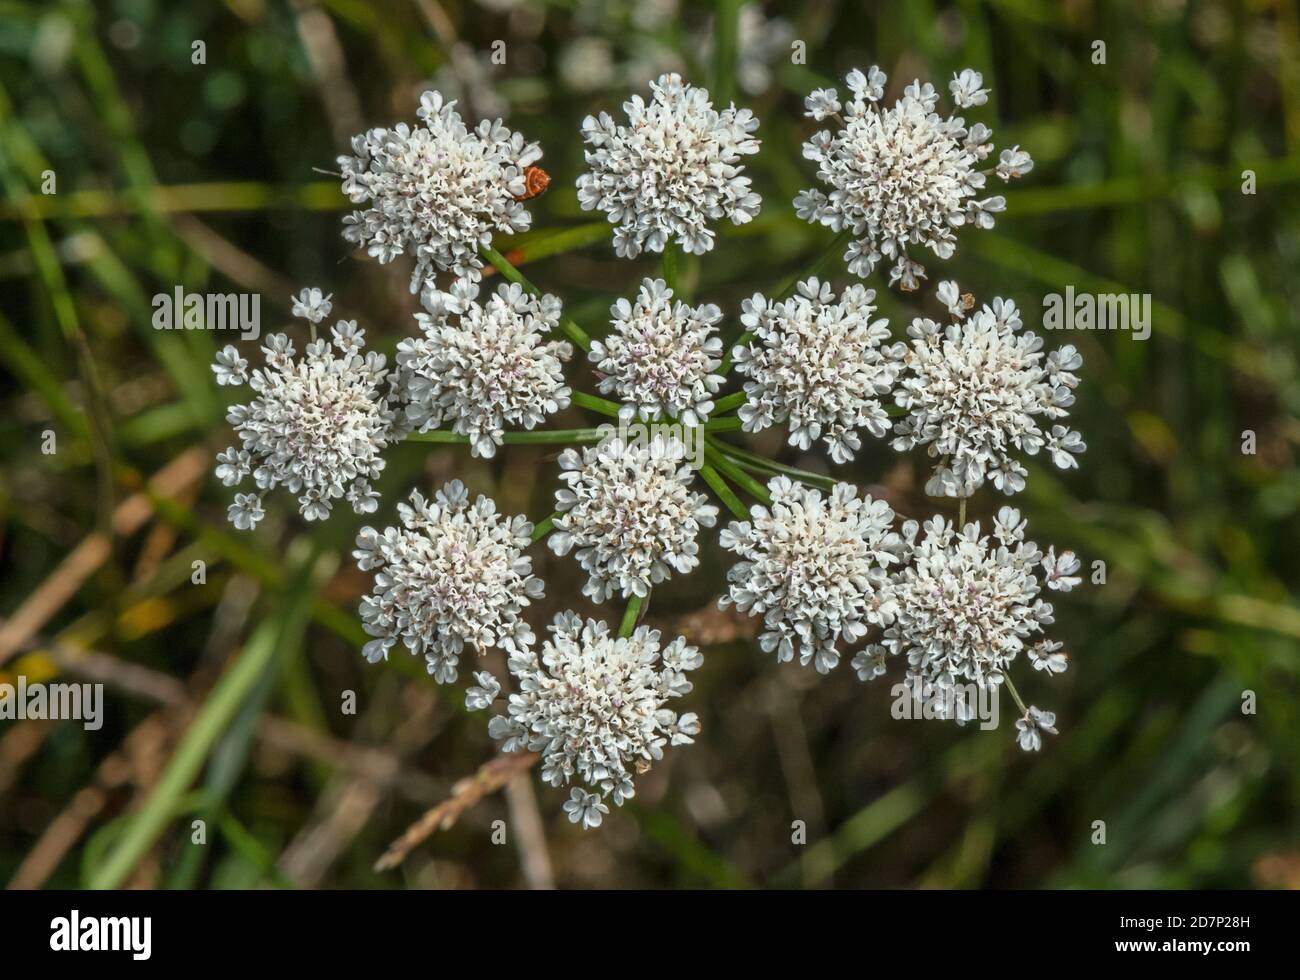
[588,277,724,425]
[397,280,572,457]
[796,66,1032,289]
[338,91,542,293]
[577,73,761,258]
[854,508,1078,751]
[551,435,718,601]
[212,289,399,530]
[352,481,542,684]
[892,281,1085,498]
[719,476,905,674]
[476,611,702,825]
[733,277,906,463]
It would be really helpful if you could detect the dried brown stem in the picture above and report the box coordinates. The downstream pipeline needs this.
[374,752,540,872]
[0,447,207,666]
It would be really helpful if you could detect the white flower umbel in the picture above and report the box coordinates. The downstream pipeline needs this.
[577,73,761,258]
[795,67,1032,289]
[719,476,905,674]
[352,481,542,684]
[551,436,718,601]
[864,508,1076,748]
[588,277,723,425]
[892,282,1085,497]
[338,91,542,292]
[481,612,702,820]
[212,294,399,529]
[733,277,906,463]
[397,280,572,457]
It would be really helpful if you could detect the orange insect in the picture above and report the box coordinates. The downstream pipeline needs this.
[514,165,551,201]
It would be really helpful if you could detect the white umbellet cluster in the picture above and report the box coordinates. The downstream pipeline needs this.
[854,508,1078,750]
[588,277,723,424]
[892,281,1085,498]
[577,73,761,258]
[550,436,718,601]
[352,482,542,684]
[719,476,905,674]
[796,67,1032,289]
[733,277,906,463]
[212,290,399,530]
[477,611,702,825]
[338,91,541,292]
[397,280,572,457]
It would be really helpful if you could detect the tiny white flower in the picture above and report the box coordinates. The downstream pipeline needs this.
[291,287,333,324]
[967,194,1006,230]
[903,79,939,109]
[949,68,989,108]
[345,480,379,515]
[563,788,610,829]
[996,145,1035,181]
[1016,706,1058,752]
[861,65,888,101]
[1046,425,1087,470]
[1042,547,1082,591]
[465,671,502,711]
[214,448,251,486]
[1028,640,1069,675]
[228,492,265,530]
[804,88,842,121]
[851,645,889,682]
[212,346,248,386]
[935,280,965,319]
[669,711,701,745]
[331,320,364,354]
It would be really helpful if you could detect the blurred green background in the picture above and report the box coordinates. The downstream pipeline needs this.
[1,0,1298,889]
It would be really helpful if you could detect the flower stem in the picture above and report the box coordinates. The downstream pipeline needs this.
[405,427,607,445]
[698,462,750,521]
[1003,672,1028,716]
[530,513,558,541]
[706,437,837,491]
[702,416,743,433]
[481,222,609,271]
[712,0,741,104]
[618,593,645,638]
[713,390,746,414]
[571,390,621,417]
[662,242,679,293]
[958,498,967,527]
[704,443,772,504]
[480,243,592,351]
